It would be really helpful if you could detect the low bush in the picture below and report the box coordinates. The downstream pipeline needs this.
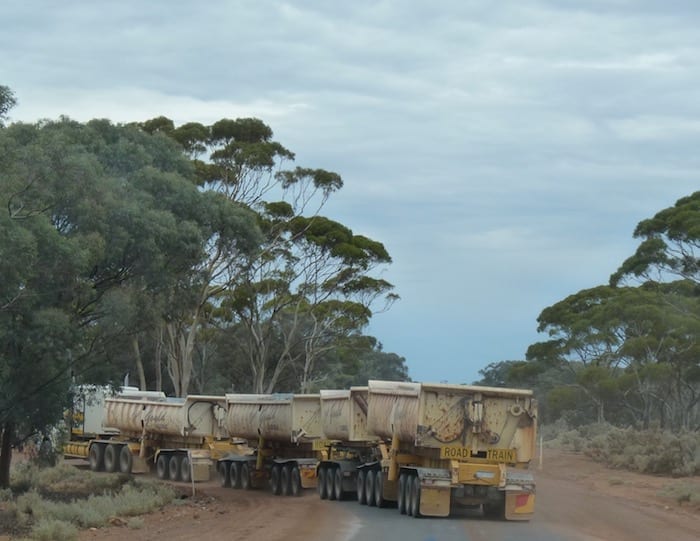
[2,462,176,540]
[543,423,700,476]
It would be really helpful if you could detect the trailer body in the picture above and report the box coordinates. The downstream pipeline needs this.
[318,380,537,521]
[217,393,323,496]
[64,387,246,482]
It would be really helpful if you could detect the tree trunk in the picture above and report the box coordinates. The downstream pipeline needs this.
[0,421,14,489]
[132,337,147,390]
[154,327,163,392]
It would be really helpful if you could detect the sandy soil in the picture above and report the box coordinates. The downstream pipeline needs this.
[76,449,699,541]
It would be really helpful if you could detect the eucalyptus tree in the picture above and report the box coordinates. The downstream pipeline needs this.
[528,283,700,428]
[145,116,397,394]
[0,112,258,484]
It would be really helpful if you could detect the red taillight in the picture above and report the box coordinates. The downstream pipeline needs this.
[515,493,530,508]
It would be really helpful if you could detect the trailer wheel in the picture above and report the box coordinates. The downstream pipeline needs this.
[240,463,251,490]
[483,493,505,519]
[291,466,301,497]
[229,462,241,489]
[374,471,384,507]
[326,466,336,500]
[218,462,230,487]
[334,468,344,501]
[409,475,421,518]
[104,444,119,473]
[318,467,328,499]
[88,444,105,472]
[356,470,366,505]
[398,473,407,514]
[180,456,191,483]
[119,445,133,474]
[281,465,291,496]
[271,465,281,495]
[156,454,168,479]
[168,455,181,482]
[365,470,376,507]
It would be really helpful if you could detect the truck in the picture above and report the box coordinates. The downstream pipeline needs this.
[216,393,324,496]
[317,380,538,521]
[64,386,247,482]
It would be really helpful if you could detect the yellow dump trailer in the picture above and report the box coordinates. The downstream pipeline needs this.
[318,380,537,521]
[217,393,323,496]
[64,387,245,482]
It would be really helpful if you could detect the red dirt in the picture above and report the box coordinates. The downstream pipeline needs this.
[76,449,699,541]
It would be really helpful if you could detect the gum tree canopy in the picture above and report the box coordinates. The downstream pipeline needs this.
[0,113,259,486]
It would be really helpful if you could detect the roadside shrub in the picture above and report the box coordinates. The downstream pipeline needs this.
[542,423,700,476]
[659,482,700,506]
[30,518,77,541]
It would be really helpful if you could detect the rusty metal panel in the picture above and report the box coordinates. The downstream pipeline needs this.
[366,381,421,440]
[225,394,294,441]
[104,398,185,436]
[366,381,537,464]
[225,394,322,442]
[291,394,322,441]
[320,387,373,441]
[181,395,229,439]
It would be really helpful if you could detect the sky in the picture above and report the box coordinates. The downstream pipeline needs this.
[2,0,699,385]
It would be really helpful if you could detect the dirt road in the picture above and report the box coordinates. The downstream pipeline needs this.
[78,449,699,541]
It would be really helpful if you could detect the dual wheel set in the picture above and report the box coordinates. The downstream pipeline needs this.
[218,461,302,496]
[88,443,133,474]
[317,465,345,501]
[320,467,423,518]
[155,452,192,483]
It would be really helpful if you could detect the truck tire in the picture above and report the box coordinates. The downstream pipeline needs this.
[240,463,251,490]
[271,465,281,495]
[156,454,168,479]
[409,475,421,517]
[281,465,291,496]
[291,466,301,497]
[104,444,119,473]
[334,468,344,501]
[398,473,407,514]
[119,445,133,474]
[365,470,376,507]
[326,466,336,500]
[181,456,191,483]
[229,462,241,489]
[318,467,328,499]
[374,471,384,507]
[356,470,366,505]
[219,462,230,487]
[168,455,181,482]
[483,493,505,519]
[88,444,104,472]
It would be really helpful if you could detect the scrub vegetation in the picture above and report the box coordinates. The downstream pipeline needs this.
[0,461,175,540]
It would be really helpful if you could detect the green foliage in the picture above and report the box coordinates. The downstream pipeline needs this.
[546,423,700,476]
[6,464,175,539]
[0,85,16,125]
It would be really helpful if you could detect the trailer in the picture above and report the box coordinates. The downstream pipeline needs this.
[217,393,324,496]
[318,380,538,521]
[316,387,380,500]
[64,386,247,482]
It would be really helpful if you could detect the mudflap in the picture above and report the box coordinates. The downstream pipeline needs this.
[505,491,535,521]
[504,468,536,521]
[419,486,451,517]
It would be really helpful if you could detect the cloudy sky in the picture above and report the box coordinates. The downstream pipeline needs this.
[3,1,699,384]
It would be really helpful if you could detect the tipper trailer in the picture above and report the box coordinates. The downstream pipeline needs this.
[316,386,381,500]
[64,386,247,482]
[217,393,324,496]
[318,380,538,521]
